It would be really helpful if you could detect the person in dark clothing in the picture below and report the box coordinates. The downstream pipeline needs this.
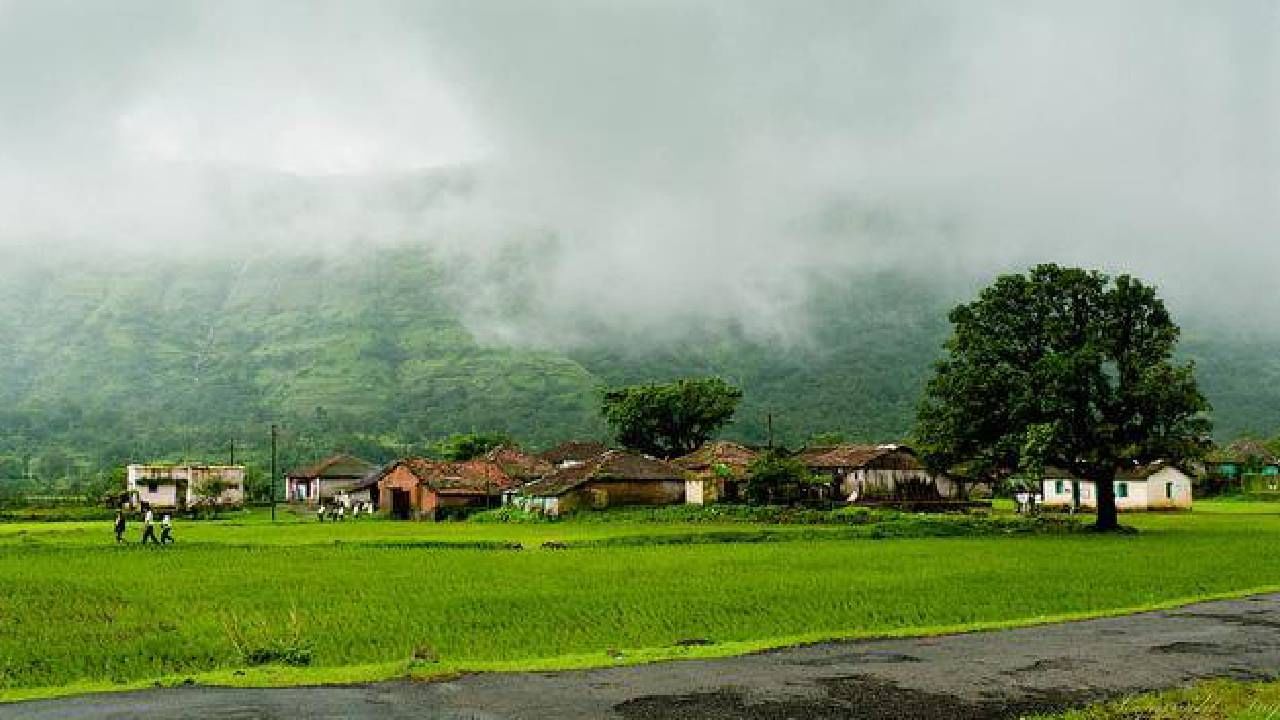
[113,511,127,543]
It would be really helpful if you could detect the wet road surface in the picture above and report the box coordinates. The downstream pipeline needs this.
[6,594,1280,719]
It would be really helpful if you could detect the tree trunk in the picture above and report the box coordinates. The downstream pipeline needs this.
[1094,475,1119,531]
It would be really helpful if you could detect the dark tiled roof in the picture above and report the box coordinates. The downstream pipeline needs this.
[797,444,920,470]
[519,450,685,497]
[671,441,758,479]
[1043,461,1188,481]
[286,454,376,480]
[538,441,608,465]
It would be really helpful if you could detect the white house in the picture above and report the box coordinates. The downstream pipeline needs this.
[127,464,246,510]
[1040,461,1193,511]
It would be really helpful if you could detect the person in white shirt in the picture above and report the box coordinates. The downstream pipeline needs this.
[336,505,346,522]
[160,514,174,544]
[140,508,159,545]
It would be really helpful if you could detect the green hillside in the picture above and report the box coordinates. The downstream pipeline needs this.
[0,246,1275,487]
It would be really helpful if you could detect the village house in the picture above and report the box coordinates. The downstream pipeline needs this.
[1202,438,1280,496]
[515,450,686,516]
[126,464,245,510]
[1039,461,1194,511]
[797,444,948,501]
[672,441,759,504]
[372,457,515,520]
[537,440,608,469]
[285,454,376,505]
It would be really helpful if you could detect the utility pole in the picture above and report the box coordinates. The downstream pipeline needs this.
[229,439,236,466]
[270,424,278,522]
[767,413,774,451]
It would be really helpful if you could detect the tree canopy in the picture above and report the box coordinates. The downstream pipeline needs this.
[916,264,1211,529]
[600,377,743,459]
[436,432,514,462]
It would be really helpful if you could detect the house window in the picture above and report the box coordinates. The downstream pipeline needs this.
[1165,482,1174,499]
[1116,482,1129,499]
[1054,480,1064,494]
[1264,466,1279,477]
[147,482,158,493]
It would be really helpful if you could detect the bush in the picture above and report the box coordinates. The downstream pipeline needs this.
[468,506,552,524]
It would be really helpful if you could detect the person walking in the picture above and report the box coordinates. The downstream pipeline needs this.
[113,510,127,544]
[160,514,174,544]
[336,504,346,522]
[140,506,159,545]
[317,504,327,522]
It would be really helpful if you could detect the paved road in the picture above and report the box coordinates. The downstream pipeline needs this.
[7,594,1280,719]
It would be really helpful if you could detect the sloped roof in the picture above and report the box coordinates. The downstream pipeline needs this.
[671,441,758,479]
[484,445,554,480]
[1117,460,1192,481]
[1207,438,1279,465]
[797,444,921,470]
[519,450,685,497]
[538,440,608,465]
[1042,461,1189,482]
[287,454,376,480]
[371,457,516,494]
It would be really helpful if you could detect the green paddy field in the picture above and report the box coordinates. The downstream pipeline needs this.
[1,501,1278,701]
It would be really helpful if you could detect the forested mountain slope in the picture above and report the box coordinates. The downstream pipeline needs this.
[0,246,1275,483]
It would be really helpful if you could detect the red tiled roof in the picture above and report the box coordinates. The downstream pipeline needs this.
[484,445,554,480]
[377,457,515,494]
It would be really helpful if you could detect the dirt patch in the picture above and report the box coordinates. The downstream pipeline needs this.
[1005,657,1093,673]
[1150,641,1242,656]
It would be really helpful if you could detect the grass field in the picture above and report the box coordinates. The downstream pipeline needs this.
[1034,678,1280,719]
[1,502,1278,701]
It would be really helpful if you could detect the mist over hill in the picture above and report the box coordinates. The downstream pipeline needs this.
[1,245,1277,485]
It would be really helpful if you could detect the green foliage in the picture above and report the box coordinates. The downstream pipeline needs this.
[917,265,1212,529]
[0,249,1276,500]
[436,432,514,461]
[1033,678,1280,720]
[600,377,743,458]
[807,431,847,446]
[745,452,815,505]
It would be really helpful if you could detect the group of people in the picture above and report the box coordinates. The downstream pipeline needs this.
[113,507,175,545]
[316,501,374,522]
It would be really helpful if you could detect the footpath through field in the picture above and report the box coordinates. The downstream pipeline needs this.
[6,593,1280,719]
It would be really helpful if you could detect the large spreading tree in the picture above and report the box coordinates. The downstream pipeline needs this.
[601,377,743,459]
[916,264,1210,530]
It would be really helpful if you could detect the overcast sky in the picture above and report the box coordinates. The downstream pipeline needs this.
[0,1,1276,340]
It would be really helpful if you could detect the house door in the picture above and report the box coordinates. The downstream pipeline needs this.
[391,489,412,519]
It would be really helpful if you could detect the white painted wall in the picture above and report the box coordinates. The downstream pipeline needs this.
[126,464,245,508]
[1040,468,1193,511]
